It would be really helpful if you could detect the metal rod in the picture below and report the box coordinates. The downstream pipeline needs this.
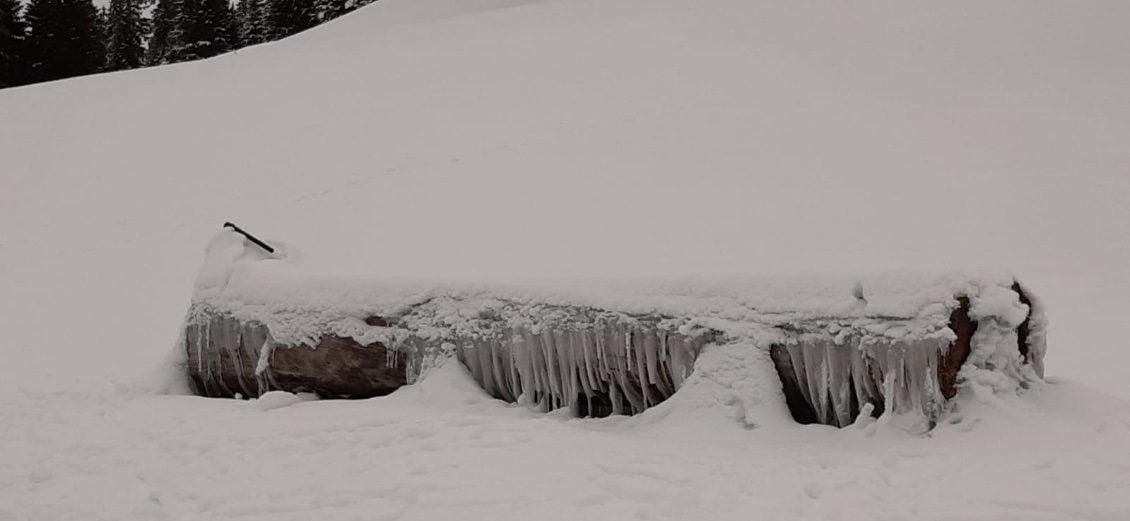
[222,222,275,254]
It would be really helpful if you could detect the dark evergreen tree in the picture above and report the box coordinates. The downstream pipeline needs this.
[235,0,269,46]
[147,0,177,64]
[224,0,239,47]
[314,0,345,22]
[105,0,147,70]
[0,0,29,88]
[233,0,245,44]
[267,0,315,39]
[96,4,108,30]
[24,0,106,83]
[167,0,233,61]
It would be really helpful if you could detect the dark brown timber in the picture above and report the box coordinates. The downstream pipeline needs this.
[185,313,407,399]
[1011,282,1033,361]
[938,296,976,400]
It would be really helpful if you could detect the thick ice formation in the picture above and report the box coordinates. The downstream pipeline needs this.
[180,230,1045,426]
[185,307,274,398]
[772,338,949,427]
[390,300,716,415]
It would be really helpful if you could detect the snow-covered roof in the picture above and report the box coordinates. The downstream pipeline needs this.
[192,231,1041,357]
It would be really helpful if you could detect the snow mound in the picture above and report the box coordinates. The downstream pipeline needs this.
[634,341,797,431]
[253,390,319,411]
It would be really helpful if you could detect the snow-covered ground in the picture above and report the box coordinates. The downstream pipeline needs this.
[4,362,1130,520]
[2,0,1130,519]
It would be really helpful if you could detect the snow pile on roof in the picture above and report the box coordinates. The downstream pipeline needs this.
[193,230,1036,347]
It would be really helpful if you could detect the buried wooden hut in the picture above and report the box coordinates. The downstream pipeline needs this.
[183,229,1045,428]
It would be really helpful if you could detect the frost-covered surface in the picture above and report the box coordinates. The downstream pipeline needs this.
[3,0,1130,517]
[188,230,1043,424]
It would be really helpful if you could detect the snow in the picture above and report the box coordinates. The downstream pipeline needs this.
[189,229,1028,348]
[3,0,1130,518]
[4,363,1130,520]
[252,390,319,411]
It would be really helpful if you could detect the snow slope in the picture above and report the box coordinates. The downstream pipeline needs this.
[2,0,1129,397]
[2,0,1130,519]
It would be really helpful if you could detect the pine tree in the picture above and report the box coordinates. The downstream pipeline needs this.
[314,0,345,22]
[105,0,147,70]
[96,4,108,30]
[267,0,315,40]
[24,0,106,83]
[224,0,239,48]
[0,0,29,88]
[236,0,269,46]
[233,0,246,45]
[147,0,177,64]
[167,0,233,62]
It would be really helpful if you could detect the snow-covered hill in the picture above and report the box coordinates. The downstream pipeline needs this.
[2,0,1130,519]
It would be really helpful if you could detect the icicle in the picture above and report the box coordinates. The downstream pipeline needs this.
[579,328,596,396]
[628,327,648,409]
[195,320,205,375]
[516,326,536,407]
[800,343,828,424]
[255,334,272,375]
[878,353,896,414]
[643,328,660,391]
[669,335,691,388]
[482,335,502,400]
[564,329,581,410]
[572,329,586,400]
[554,328,574,407]
[542,329,561,406]
[534,330,554,412]
[476,337,498,400]
[643,329,670,396]
[624,325,633,367]
[232,331,246,387]
[460,338,485,390]
[825,339,853,427]
[202,318,212,385]
[848,338,873,414]
[608,324,641,413]
[923,349,939,419]
[904,343,924,415]
[255,336,274,396]
[877,344,905,415]
[491,333,516,403]
[595,322,606,375]
[785,344,808,409]
[666,334,683,388]
[893,346,912,415]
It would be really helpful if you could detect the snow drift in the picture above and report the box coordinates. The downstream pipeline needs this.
[182,229,1044,427]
